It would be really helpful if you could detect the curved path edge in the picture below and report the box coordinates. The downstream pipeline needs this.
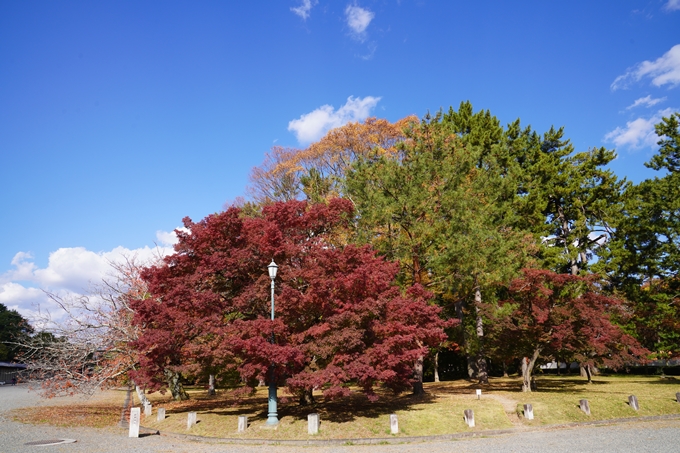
[139,413,680,446]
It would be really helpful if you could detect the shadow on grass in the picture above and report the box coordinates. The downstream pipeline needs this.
[631,377,678,385]
[148,376,679,425]
[155,388,437,424]
[427,377,590,395]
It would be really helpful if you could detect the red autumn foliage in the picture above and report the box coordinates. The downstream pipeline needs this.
[131,199,450,401]
[487,269,647,374]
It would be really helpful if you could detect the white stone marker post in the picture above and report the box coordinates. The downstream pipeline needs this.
[476,389,482,400]
[238,416,248,432]
[390,414,399,434]
[157,408,165,421]
[308,413,320,434]
[579,399,591,415]
[187,412,197,429]
[464,409,475,427]
[129,407,141,438]
[144,402,152,417]
[628,395,639,411]
[523,404,534,420]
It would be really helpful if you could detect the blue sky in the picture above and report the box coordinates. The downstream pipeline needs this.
[1,1,679,320]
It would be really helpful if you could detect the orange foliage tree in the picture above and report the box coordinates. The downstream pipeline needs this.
[248,116,417,204]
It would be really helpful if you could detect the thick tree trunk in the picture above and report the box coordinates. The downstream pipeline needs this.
[502,361,509,378]
[208,374,216,396]
[434,351,440,383]
[521,348,541,392]
[413,352,425,396]
[298,388,315,406]
[474,286,489,385]
[581,364,594,383]
[165,370,189,401]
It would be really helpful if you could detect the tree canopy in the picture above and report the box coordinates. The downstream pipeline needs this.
[485,269,646,391]
[20,106,680,402]
[0,303,33,362]
[132,198,451,401]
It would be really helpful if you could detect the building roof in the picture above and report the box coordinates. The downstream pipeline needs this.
[0,362,27,369]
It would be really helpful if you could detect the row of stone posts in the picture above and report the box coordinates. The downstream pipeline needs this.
[130,391,680,438]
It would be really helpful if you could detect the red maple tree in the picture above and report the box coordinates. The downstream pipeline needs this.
[131,199,450,402]
[485,269,647,391]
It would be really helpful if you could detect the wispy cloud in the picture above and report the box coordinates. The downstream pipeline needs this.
[663,0,680,12]
[345,4,375,41]
[291,0,318,20]
[604,108,675,149]
[626,95,667,110]
[611,44,680,90]
[288,95,381,144]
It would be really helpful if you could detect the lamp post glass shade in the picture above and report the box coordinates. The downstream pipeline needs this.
[268,260,278,279]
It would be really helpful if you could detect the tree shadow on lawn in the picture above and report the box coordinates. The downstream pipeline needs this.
[427,377,588,395]
[629,376,679,385]
[157,388,436,424]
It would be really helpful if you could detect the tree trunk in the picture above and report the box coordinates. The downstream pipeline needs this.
[134,382,150,406]
[413,352,425,396]
[165,370,189,401]
[502,361,508,378]
[467,356,477,379]
[298,388,315,406]
[557,204,580,276]
[474,286,488,385]
[584,364,593,383]
[455,300,476,380]
[208,374,216,396]
[434,351,440,383]
[521,348,541,392]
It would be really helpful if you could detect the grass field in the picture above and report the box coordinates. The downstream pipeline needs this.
[11,375,680,439]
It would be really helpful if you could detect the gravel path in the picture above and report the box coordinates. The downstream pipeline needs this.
[1,384,679,453]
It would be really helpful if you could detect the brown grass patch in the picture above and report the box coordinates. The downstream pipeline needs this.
[10,404,122,429]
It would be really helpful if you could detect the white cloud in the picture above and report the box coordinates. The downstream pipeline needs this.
[0,282,60,329]
[288,95,381,144]
[291,0,317,20]
[0,283,46,310]
[604,108,675,149]
[155,228,188,247]
[345,5,374,41]
[0,252,37,284]
[626,95,667,110]
[611,44,680,90]
[0,244,173,322]
[664,0,680,12]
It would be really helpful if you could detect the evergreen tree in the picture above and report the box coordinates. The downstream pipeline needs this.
[0,303,33,362]
[599,112,680,356]
[346,105,532,385]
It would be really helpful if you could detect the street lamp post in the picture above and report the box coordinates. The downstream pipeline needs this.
[266,260,279,426]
